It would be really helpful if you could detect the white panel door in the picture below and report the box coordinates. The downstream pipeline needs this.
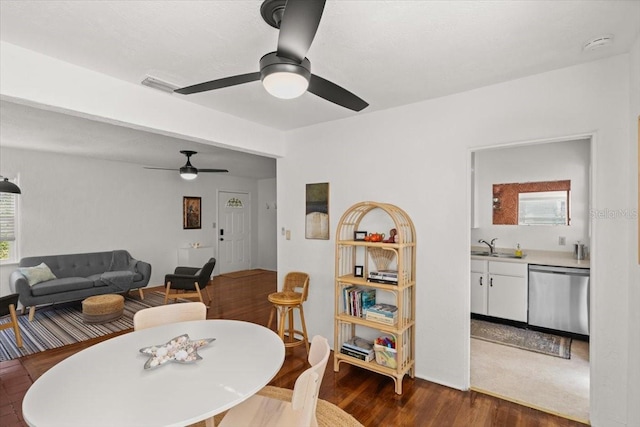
[218,192,251,274]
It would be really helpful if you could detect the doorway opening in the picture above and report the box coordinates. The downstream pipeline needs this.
[469,135,593,423]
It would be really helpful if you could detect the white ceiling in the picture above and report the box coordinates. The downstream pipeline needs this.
[1,1,638,177]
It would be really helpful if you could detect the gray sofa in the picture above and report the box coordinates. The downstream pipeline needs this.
[10,250,151,320]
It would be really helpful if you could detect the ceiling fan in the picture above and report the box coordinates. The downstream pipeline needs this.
[144,150,229,180]
[174,0,368,112]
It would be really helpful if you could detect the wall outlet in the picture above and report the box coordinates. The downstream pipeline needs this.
[559,236,566,245]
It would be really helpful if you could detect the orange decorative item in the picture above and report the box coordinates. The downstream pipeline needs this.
[369,233,385,242]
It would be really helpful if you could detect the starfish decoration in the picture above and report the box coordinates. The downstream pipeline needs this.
[139,334,215,370]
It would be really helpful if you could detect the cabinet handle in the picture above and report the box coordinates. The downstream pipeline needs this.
[490,277,493,287]
[479,276,483,286]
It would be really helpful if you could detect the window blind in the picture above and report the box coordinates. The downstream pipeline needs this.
[0,191,17,242]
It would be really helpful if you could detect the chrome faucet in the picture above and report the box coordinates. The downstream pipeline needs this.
[478,238,498,254]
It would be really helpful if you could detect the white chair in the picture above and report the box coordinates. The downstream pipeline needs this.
[132,301,207,331]
[218,335,331,427]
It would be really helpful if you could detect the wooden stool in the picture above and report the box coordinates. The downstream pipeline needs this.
[267,272,310,355]
[82,294,125,323]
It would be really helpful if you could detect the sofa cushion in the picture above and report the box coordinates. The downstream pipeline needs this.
[18,263,57,286]
[30,277,94,297]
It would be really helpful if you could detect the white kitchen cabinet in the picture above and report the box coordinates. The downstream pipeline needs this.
[470,260,488,315]
[470,259,528,322]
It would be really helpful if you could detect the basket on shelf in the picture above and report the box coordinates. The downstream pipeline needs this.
[368,247,396,271]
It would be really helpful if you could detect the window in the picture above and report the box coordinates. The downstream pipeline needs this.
[518,190,569,225]
[0,182,19,262]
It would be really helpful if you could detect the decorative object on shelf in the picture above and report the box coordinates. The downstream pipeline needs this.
[365,232,384,242]
[183,196,202,229]
[368,247,396,271]
[305,183,330,240]
[354,265,364,277]
[139,334,215,369]
[354,231,367,241]
[383,228,397,243]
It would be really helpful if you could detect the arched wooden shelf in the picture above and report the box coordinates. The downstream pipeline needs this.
[334,201,416,394]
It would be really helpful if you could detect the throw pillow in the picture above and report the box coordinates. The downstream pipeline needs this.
[18,262,57,286]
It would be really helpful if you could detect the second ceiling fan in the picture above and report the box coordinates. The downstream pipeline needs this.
[174,0,368,112]
[145,150,228,180]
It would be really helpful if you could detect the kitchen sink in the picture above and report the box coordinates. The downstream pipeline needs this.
[470,251,525,259]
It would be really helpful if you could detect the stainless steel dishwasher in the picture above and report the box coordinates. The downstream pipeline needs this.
[528,265,590,335]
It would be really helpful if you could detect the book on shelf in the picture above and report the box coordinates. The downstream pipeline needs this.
[340,347,374,362]
[342,287,376,318]
[342,336,374,355]
[365,303,398,318]
[365,311,398,325]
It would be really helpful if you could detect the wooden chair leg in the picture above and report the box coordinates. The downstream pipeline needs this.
[28,306,35,321]
[204,286,213,306]
[164,282,172,304]
[9,304,22,347]
[278,306,287,341]
[298,304,310,355]
[138,288,145,300]
[288,308,295,344]
[194,283,205,306]
[267,305,276,330]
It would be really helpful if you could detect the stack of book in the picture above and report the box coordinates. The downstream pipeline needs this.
[365,303,398,325]
[340,336,374,362]
[342,287,376,318]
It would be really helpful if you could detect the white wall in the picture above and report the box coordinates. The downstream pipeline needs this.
[471,139,591,252]
[0,147,275,295]
[626,33,640,427]
[257,178,277,270]
[278,54,634,426]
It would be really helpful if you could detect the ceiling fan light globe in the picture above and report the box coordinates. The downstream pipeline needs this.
[262,71,309,99]
[180,165,198,180]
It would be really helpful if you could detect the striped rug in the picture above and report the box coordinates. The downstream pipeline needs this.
[0,292,170,361]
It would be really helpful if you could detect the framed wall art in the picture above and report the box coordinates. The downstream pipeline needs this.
[183,196,201,229]
[305,182,330,239]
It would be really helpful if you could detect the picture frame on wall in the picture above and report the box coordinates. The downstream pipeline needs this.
[183,196,201,229]
[305,182,330,239]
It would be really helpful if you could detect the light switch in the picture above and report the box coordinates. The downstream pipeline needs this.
[285,230,291,240]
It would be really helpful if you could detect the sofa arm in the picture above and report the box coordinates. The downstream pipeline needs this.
[133,260,152,288]
[9,270,32,307]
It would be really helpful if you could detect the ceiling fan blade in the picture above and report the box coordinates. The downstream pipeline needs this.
[143,167,179,171]
[308,74,368,112]
[174,72,261,95]
[277,0,326,63]
[198,168,229,173]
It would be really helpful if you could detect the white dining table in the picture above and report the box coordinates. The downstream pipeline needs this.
[22,319,285,427]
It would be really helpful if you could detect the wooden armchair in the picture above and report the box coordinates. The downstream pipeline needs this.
[164,258,216,306]
[0,293,23,347]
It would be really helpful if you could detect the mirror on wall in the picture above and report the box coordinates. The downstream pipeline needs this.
[493,180,571,225]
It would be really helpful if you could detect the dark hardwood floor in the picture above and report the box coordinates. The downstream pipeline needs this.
[0,270,586,426]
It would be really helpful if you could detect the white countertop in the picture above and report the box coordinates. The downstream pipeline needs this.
[470,246,590,269]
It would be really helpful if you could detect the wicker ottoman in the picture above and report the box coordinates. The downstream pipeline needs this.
[82,294,125,323]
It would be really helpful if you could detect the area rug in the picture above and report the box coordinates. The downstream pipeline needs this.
[471,319,572,359]
[221,269,266,279]
[0,291,171,361]
[189,385,363,427]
